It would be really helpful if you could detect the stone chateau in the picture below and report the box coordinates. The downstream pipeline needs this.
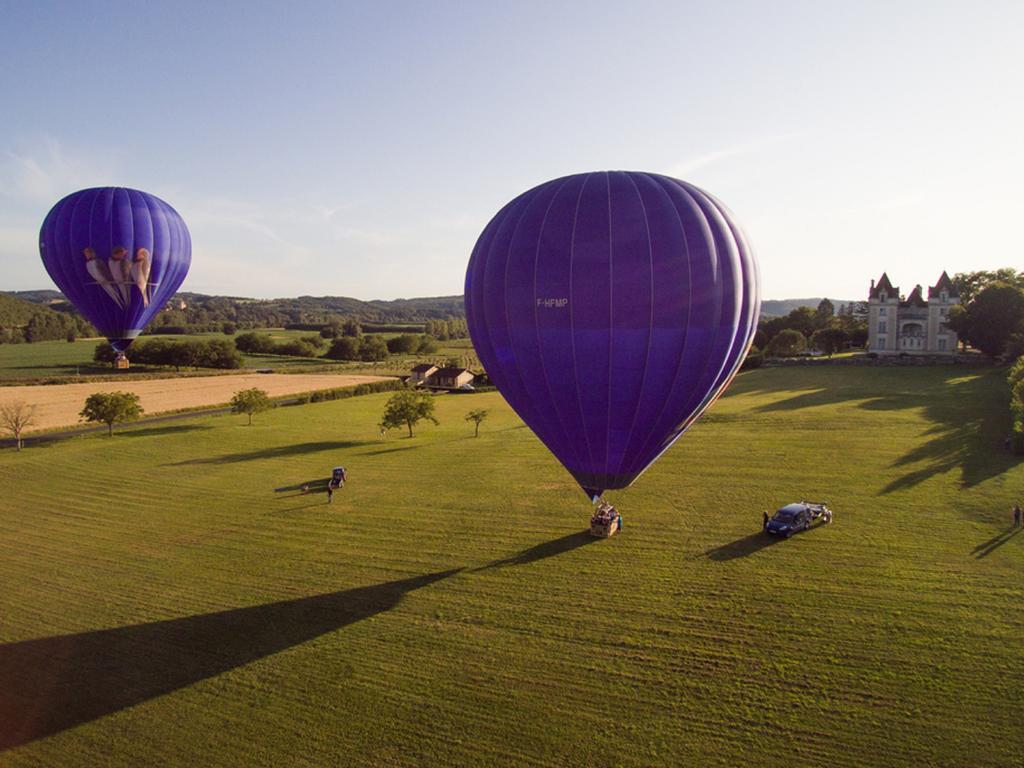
[867,272,959,355]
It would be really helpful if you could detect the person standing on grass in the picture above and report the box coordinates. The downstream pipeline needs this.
[1014,504,1022,528]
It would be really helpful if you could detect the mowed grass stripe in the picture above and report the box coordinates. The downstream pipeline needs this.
[1,366,1022,767]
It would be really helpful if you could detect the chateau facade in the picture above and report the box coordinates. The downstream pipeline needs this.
[867,272,959,355]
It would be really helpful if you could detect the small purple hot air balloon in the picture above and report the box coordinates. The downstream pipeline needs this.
[465,171,760,502]
[39,187,191,355]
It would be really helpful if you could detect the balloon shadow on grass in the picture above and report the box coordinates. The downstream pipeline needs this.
[0,569,460,752]
[474,531,597,571]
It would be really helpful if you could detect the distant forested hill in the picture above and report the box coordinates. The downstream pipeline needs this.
[4,288,856,331]
[0,292,94,343]
[760,298,858,317]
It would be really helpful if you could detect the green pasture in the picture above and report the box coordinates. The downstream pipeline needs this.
[0,366,1021,767]
[0,333,477,382]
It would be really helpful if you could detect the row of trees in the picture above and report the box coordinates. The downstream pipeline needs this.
[424,317,468,340]
[95,339,242,370]
[757,299,868,359]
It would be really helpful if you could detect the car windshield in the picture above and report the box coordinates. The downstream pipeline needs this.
[773,511,797,522]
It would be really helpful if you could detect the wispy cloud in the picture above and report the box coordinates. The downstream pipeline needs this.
[0,137,121,203]
[668,133,802,178]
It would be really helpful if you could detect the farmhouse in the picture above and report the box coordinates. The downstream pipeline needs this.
[410,364,438,384]
[409,365,475,390]
[867,272,959,355]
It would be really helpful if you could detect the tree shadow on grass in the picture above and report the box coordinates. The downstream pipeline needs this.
[0,569,460,752]
[474,531,597,571]
[169,440,370,466]
[119,425,214,439]
[703,532,783,561]
[973,528,1021,559]
[742,368,1019,492]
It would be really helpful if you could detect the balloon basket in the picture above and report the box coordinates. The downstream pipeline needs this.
[114,355,130,370]
[589,501,621,538]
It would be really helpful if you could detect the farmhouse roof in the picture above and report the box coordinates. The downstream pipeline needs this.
[411,364,437,373]
[433,367,472,377]
[872,273,899,300]
[900,285,928,308]
[927,271,959,298]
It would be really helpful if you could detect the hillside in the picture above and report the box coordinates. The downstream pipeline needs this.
[0,293,92,343]
[760,297,859,317]
[8,290,854,325]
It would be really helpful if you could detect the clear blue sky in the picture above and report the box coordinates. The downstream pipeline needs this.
[1,0,1021,301]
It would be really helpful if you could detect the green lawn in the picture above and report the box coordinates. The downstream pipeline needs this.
[0,366,1021,767]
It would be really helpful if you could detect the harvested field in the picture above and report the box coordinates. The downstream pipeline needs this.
[0,374,395,432]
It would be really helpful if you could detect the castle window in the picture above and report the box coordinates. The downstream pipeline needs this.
[940,291,947,302]
[938,338,947,351]
[940,307,946,316]
[879,321,887,333]
[878,336,886,348]
[879,307,887,316]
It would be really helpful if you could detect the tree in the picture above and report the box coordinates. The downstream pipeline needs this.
[342,318,362,338]
[953,268,1024,305]
[386,334,422,354]
[230,388,272,425]
[766,329,807,357]
[94,342,117,365]
[80,392,144,436]
[465,408,489,437]
[381,390,438,437]
[326,336,361,360]
[0,400,36,451]
[815,298,835,325]
[810,326,846,357]
[947,282,1024,358]
[359,335,389,362]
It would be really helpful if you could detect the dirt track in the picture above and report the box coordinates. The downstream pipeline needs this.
[0,374,394,433]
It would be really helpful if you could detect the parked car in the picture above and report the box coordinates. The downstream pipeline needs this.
[765,501,833,537]
[766,503,813,537]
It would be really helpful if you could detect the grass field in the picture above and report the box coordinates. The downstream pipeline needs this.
[0,334,478,382]
[0,365,1021,767]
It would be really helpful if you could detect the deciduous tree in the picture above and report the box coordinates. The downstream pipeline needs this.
[465,408,489,437]
[80,392,144,436]
[381,390,438,437]
[0,400,36,451]
[230,388,272,425]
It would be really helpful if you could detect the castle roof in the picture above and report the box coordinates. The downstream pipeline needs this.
[872,273,899,300]
[900,284,928,308]
[927,271,959,298]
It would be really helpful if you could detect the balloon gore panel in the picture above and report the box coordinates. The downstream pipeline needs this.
[464,171,759,499]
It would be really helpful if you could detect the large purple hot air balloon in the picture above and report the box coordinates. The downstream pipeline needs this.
[39,187,191,354]
[465,171,759,501]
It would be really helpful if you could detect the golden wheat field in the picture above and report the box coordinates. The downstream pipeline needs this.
[0,374,394,432]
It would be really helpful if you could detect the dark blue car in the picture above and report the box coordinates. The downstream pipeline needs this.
[765,503,813,538]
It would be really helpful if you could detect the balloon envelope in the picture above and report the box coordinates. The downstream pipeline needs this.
[465,171,759,500]
[39,187,192,352]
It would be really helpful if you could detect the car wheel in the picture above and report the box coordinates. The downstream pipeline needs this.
[785,531,792,539]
